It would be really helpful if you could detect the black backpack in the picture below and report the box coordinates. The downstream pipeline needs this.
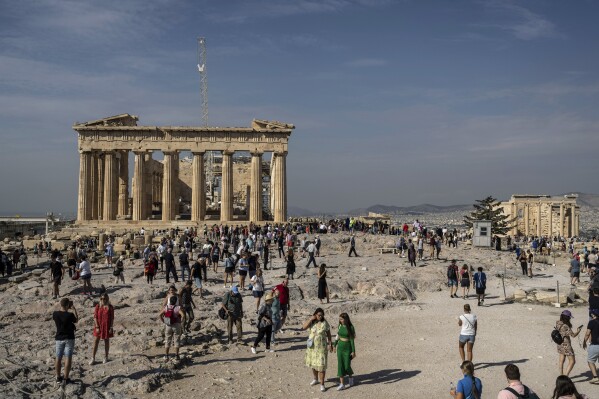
[447,266,457,280]
[551,324,563,345]
[503,386,539,399]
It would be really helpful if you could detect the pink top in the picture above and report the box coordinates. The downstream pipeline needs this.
[497,382,536,399]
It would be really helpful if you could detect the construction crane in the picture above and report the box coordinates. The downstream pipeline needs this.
[197,37,217,203]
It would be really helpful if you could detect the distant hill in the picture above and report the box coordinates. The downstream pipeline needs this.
[288,206,318,217]
[563,192,599,209]
[347,203,471,215]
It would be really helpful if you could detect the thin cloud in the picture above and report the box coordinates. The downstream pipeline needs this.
[478,0,559,40]
[345,58,387,67]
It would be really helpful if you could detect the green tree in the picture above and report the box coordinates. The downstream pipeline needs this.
[463,196,516,235]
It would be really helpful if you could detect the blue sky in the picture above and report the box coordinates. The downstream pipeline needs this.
[1,0,598,215]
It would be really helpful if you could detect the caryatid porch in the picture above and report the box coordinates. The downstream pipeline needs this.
[74,114,294,224]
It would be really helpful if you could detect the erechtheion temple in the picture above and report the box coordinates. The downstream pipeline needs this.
[73,114,294,226]
[500,194,580,238]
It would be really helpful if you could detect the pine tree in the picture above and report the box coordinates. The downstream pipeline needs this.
[463,196,516,235]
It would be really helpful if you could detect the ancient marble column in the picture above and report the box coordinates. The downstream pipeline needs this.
[191,152,206,222]
[524,203,529,236]
[270,155,276,216]
[537,202,542,237]
[162,152,175,222]
[548,204,553,238]
[77,151,92,222]
[559,203,565,237]
[249,152,263,222]
[145,153,153,220]
[117,150,129,218]
[90,152,98,220]
[220,150,234,221]
[103,151,117,221]
[273,151,287,223]
[132,151,145,221]
[173,152,180,218]
[97,154,105,220]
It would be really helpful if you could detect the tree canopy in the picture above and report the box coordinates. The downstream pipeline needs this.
[463,196,516,235]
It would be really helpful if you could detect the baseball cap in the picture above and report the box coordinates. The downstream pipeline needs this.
[231,286,239,294]
[561,310,573,318]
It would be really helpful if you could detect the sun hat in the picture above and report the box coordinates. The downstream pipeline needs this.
[265,292,273,301]
[231,286,239,294]
[561,310,573,318]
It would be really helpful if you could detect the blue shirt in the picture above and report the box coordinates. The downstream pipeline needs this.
[457,375,482,399]
[473,272,486,289]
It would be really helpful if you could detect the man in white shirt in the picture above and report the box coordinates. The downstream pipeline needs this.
[306,241,317,268]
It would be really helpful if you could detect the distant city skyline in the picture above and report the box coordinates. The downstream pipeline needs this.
[1,1,598,214]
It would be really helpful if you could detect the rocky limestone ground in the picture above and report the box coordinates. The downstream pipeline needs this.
[0,232,597,398]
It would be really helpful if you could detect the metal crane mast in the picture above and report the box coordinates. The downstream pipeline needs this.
[197,37,216,203]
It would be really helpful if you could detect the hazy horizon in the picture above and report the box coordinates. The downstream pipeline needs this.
[1,1,598,215]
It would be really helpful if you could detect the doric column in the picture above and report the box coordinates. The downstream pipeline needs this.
[117,150,129,217]
[90,152,98,220]
[103,151,117,221]
[524,203,529,236]
[173,152,180,218]
[250,151,263,222]
[220,150,234,221]
[132,151,146,221]
[548,203,553,238]
[97,153,104,220]
[273,151,287,223]
[162,152,175,222]
[191,152,206,222]
[77,151,92,222]
[536,202,542,237]
[559,202,565,237]
[270,155,276,216]
[144,153,153,219]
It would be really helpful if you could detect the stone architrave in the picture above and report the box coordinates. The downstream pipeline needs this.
[273,151,287,223]
[77,151,92,221]
[132,151,145,221]
[162,152,175,222]
[103,151,117,221]
[118,150,129,217]
[249,151,263,222]
[191,152,205,222]
[220,151,234,221]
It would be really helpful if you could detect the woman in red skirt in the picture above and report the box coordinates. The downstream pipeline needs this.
[89,293,114,365]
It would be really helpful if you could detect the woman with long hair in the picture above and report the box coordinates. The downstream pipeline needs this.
[89,293,114,365]
[552,375,589,399]
[334,313,356,391]
[460,264,472,299]
[317,263,330,304]
[450,361,482,399]
[286,248,296,280]
[556,310,583,377]
[303,308,333,392]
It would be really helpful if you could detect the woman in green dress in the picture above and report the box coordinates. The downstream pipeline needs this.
[303,307,333,392]
[334,312,356,391]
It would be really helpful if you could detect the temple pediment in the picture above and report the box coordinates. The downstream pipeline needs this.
[252,119,295,130]
[74,114,139,127]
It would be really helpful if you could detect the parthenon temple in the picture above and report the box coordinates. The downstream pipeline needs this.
[73,114,294,225]
[499,194,580,238]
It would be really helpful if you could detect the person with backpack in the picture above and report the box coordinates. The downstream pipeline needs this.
[458,304,477,363]
[497,364,539,399]
[556,310,583,377]
[223,253,236,289]
[179,281,196,334]
[460,264,472,300]
[582,308,599,385]
[221,286,243,344]
[113,256,125,284]
[450,361,482,399]
[473,267,487,306]
[447,260,459,298]
[251,292,275,354]
[159,295,186,361]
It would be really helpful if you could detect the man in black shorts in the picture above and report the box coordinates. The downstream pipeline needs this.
[50,253,64,299]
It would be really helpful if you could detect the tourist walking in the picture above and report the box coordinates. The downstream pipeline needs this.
[556,310,583,377]
[164,248,178,284]
[570,254,581,285]
[306,241,317,268]
[473,267,486,306]
[582,309,599,384]
[53,297,78,385]
[50,253,64,299]
[251,268,265,313]
[317,263,330,304]
[78,254,93,295]
[348,235,359,257]
[450,361,482,399]
[113,256,125,284]
[159,295,185,361]
[252,292,275,354]
[190,255,204,298]
[458,304,477,363]
[222,286,244,344]
[145,254,157,285]
[497,364,538,398]
[303,308,333,392]
[407,239,416,267]
[460,264,472,299]
[211,242,220,273]
[238,252,249,290]
[551,375,590,398]
[448,260,459,298]
[104,239,114,268]
[179,281,196,334]
[273,279,290,328]
[89,293,114,365]
[223,252,235,288]
[334,313,356,391]
[527,250,534,278]
[179,249,191,282]
[519,251,528,276]
[286,248,296,279]
[271,289,282,346]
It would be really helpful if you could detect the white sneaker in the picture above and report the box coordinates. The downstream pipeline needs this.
[310,379,319,386]
[320,385,326,392]
[251,347,257,354]
[269,349,275,353]
[337,384,345,391]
